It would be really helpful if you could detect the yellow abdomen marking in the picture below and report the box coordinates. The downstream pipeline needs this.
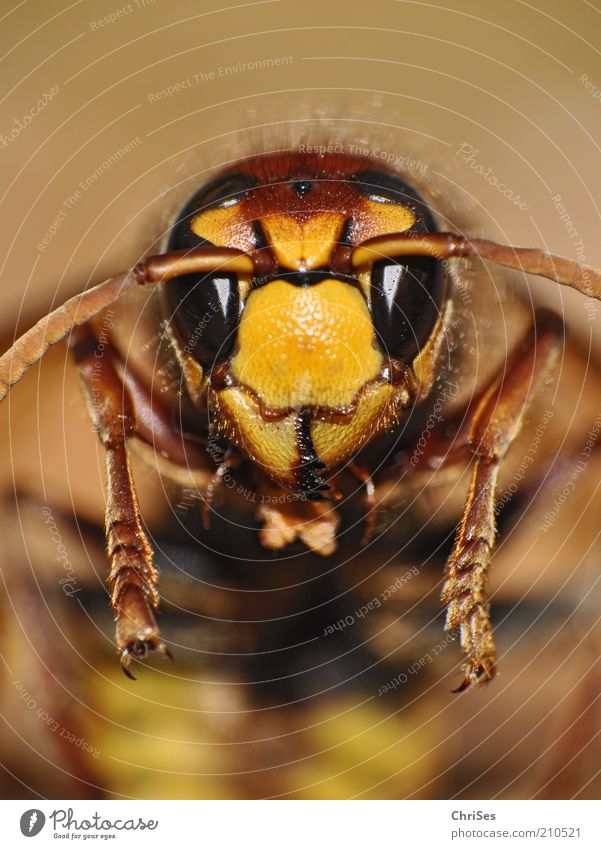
[231,280,382,411]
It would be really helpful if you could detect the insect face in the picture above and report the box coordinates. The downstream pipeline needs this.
[2,147,599,685]
[164,153,448,495]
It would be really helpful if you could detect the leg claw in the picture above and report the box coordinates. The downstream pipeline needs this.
[119,636,173,680]
[452,659,496,693]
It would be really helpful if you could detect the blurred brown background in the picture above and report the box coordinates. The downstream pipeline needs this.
[1,0,601,800]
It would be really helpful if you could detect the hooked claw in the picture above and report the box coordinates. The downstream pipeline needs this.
[119,636,173,680]
[452,659,496,693]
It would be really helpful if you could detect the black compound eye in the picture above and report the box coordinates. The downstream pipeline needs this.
[198,172,257,208]
[371,257,445,362]
[354,168,444,360]
[165,172,256,368]
[169,272,240,368]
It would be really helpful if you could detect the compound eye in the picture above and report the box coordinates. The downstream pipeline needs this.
[370,257,445,361]
[169,272,240,367]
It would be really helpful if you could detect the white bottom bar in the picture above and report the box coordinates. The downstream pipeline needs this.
[1,799,600,848]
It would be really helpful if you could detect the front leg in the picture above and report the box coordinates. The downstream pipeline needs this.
[71,324,171,678]
[442,309,564,690]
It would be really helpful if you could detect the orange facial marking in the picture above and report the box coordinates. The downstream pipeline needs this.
[230,279,382,412]
[411,298,452,401]
[310,382,402,467]
[352,198,416,244]
[190,206,257,254]
[216,387,299,485]
[260,213,345,270]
